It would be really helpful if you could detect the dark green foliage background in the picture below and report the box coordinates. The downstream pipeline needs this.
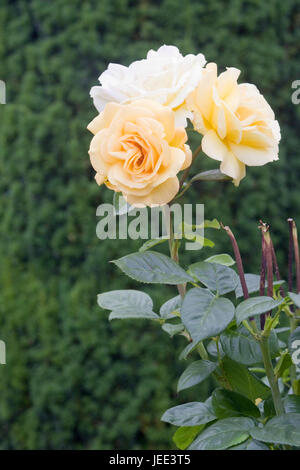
[0,0,299,449]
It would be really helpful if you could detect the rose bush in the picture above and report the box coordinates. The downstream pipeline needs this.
[88,46,300,451]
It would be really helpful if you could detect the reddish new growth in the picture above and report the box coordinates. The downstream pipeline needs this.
[221,224,251,315]
[288,218,300,294]
[259,222,273,328]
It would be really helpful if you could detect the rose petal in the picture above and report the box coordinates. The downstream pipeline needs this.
[126,177,179,207]
[201,130,228,162]
[220,151,246,185]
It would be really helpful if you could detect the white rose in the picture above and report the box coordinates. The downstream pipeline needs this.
[90,45,206,127]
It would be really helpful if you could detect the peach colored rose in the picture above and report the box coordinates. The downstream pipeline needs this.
[187,63,280,185]
[87,99,192,207]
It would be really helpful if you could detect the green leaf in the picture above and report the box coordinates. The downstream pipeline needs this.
[220,328,262,365]
[220,327,279,366]
[188,262,239,295]
[275,327,291,334]
[189,417,254,450]
[112,251,193,284]
[182,231,215,248]
[162,323,184,337]
[190,169,231,182]
[235,296,283,325]
[263,397,276,418]
[274,351,293,378]
[161,401,216,427]
[229,438,269,450]
[179,341,198,360]
[160,295,182,319]
[172,425,205,450]
[288,292,300,308]
[203,219,221,229]
[212,389,260,419]
[113,192,134,215]
[269,330,281,357]
[207,339,224,360]
[183,218,220,230]
[177,360,217,392]
[108,310,158,321]
[235,274,261,298]
[97,290,159,320]
[250,413,300,447]
[284,395,300,414]
[235,274,285,298]
[221,357,271,401]
[139,237,168,252]
[181,288,235,343]
[205,254,235,267]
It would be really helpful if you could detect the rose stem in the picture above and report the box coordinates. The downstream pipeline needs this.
[266,228,286,299]
[221,224,249,300]
[163,204,185,298]
[259,230,267,329]
[288,218,294,293]
[288,219,300,324]
[178,144,201,191]
[260,223,274,326]
[265,241,273,301]
[260,335,285,416]
[259,220,285,328]
[164,204,209,358]
[258,223,285,416]
[287,220,298,390]
[271,240,285,298]
[291,219,300,293]
[260,223,273,297]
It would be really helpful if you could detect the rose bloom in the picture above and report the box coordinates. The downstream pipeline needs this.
[87,99,192,207]
[90,45,206,127]
[187,63,280,185]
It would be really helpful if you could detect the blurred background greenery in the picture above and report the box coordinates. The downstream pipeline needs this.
[0,0,299,449]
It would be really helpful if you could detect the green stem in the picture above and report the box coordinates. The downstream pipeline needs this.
[197,342,208,360]
[289,317,298,393]
[163,205,209,360]
[197,340,229,389]
[259,335,285,416]
[178,144,202,192]
[290,316,298,332]
[163,204,185,298]
[174,144,202,200]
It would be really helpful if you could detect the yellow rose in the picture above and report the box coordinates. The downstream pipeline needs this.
[187,63,280,185]
[87,99,192,207]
